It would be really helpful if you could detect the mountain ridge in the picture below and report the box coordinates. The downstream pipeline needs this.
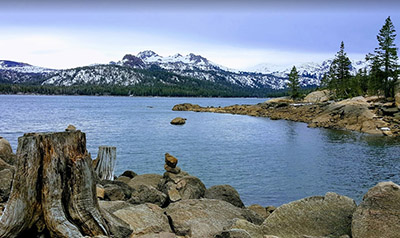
[0,52,370,91]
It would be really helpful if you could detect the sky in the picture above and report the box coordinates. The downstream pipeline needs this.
[1,0,400,70]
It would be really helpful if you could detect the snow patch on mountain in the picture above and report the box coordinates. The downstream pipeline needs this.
[0,60,56,74]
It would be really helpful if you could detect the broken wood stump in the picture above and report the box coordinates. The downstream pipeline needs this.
[94,146,117,181]
[0,131,123,238]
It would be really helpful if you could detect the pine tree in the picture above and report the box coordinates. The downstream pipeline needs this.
[287,66,300,99]
[328,41,352,98]
[367,16,399,98]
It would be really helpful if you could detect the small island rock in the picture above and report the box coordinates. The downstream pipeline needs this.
[170,117,187,125]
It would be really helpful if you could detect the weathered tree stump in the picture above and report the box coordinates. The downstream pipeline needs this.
[94,146,117,181]
[0,131,113,238]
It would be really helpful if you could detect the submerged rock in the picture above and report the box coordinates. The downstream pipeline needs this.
[205,185,245,208]
[263,192,356,238]
[170,117,187,125]
[352,181,400,238]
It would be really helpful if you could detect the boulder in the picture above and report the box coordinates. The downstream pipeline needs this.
[119,170,137,179]
[172,103,201,111]
[263,97,293,104]
[352,181,400,238]
[220,218,264,238]
[0,137,12,157]
[133,232,177,238]
[161,172,206,202]
[100,180,135,201]
[128,174,163,190]
[0,158,14,172]
[116,175,132,184]
[0,137,15,165]
[215,229,252,238]
[0,169,13,202]
[262,192,356,238]
[170,117,187,125]
[304,90,331,103]
[104,184,127,201]
[165,153,178,168]
[205,185,245,208]
[128,184,167,207]
[248,204,269,219]
[165,199,263,238]
[309,96,387,134]
[100,201,172,237]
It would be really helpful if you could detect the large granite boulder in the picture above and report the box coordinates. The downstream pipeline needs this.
[164,199,262,238]
[0,137,12,157]
[100,180,135,201]
[309,96,387,134]
[0,158,14,172]
[160,171,206,202]
[205,185,245,208]
[304,90,331,103]
[0,137,15,165]
[128,174,163,189]
[352,181,400,238]
[219,218,264,238]
[128,184,167,207]
[262,192,356,238]
[247,204,270,219]
[100,201,172,237]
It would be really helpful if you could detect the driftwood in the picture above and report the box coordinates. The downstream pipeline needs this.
[0,131,113,238]
[94,146,116,181]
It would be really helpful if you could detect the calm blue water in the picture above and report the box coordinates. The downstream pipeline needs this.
[1,95,400,207]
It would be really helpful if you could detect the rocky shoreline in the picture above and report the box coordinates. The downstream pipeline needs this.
[172,91,400,137]
[1,129,400,237]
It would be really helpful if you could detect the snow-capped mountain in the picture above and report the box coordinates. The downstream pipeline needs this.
[0,52,370,90]
[0,60,56,84]
[245,59,369,84]
[119,50,224,72]
[0,60,55,74]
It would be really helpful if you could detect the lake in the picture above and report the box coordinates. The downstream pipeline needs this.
[1,95,400,207]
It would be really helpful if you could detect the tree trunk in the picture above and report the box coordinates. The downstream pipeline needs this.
[94,146,116,181]
[0,131,112,238]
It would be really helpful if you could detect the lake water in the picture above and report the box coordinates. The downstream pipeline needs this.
[1,95,400,207]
